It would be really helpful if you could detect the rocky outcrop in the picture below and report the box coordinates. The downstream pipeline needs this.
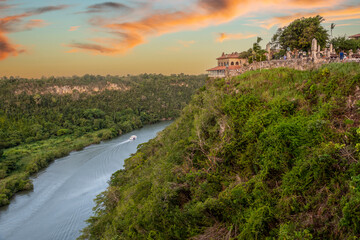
[14,82,131,95]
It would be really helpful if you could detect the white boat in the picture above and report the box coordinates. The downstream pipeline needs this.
[129,135,137,141]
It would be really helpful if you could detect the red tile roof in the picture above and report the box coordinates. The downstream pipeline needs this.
[216,52,242,60]
[207,65,242,71]
[207,66,226,71]
[349,34,360,39]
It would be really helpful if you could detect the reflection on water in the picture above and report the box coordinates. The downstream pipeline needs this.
[0,121,171,240]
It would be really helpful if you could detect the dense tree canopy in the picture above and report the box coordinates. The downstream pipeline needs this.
[271,15,329,51]
[330,35,360,52]
[0,74,205,150]
[0,74,206,206]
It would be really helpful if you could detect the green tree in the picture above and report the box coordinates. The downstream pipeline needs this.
[271,15,329,51]
[238,49,252,59]
[330,35,360,52]
[253,37,263,53]
[248,37,266,62]
[0,73,206,207]
[330,23,336,38]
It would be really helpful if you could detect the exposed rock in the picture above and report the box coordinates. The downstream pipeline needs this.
[15,82,131,95]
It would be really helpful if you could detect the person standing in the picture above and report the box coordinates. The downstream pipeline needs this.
[340,50,344,61]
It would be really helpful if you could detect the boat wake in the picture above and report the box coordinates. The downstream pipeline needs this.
[115,140,131,146]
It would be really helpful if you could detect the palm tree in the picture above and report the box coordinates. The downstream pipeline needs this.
[251,37,263,62]
[252,37,262,53]
[330,23,336,38]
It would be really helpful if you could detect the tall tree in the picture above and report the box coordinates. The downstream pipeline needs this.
[257,37,263,44]
[271,15,329,51]
[252,37,262,54]
[330,23,336,38]
[249,37,267,62]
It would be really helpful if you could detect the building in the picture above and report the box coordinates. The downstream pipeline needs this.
[206,52,247,78]
[349,34,360,40]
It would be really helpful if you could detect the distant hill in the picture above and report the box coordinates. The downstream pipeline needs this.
[0,74,206,206]
[80,63,360,239]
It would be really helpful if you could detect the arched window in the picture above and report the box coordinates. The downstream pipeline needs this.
[236,62,239,65]
[231,62,234,65]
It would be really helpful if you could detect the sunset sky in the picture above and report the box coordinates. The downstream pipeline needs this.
[1,0,360,78]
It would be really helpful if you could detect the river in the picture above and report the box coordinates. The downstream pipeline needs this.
[0,121,172,240]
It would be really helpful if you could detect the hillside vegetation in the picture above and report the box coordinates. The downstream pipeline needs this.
[80,63,360,239]
[0,74,206,206]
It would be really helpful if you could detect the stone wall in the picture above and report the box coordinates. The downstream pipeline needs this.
[227,58,360,77]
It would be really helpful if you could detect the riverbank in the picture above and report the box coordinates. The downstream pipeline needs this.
[0,74,206,207]
[0,121,170,207]
[0,121,172,240]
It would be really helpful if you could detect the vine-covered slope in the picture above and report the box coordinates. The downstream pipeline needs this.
[81,63,360,239]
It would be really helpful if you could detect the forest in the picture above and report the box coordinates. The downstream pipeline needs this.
[80,63,360,239]
[0,74,206,206]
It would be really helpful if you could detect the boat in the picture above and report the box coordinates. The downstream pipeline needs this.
[129,135,137,141]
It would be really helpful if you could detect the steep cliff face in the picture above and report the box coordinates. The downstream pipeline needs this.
[80,63,360,240]
[14,82,131,95]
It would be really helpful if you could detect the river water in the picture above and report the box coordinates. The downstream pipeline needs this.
[0,121,172,240]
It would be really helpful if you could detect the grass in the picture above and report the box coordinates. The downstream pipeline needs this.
[78,63,360,240]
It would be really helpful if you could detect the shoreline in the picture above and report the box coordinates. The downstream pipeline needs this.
[0,119,173,207]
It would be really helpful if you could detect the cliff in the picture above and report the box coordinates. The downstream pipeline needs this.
[80,63,360,239]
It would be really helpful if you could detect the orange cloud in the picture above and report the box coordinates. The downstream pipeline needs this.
[0,34,23,60]
[69,26,80,31]
[68,0,342,55]
[66,42,115,54]
[0,5,69,60]
[288,0,338,7]
[22,19,48,31]
[260,5,360,29]
[67,0,253,54]
[261,0,341,9]
[217,32,257,42]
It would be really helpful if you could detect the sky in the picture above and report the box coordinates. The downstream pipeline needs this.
[0,0,360,78]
